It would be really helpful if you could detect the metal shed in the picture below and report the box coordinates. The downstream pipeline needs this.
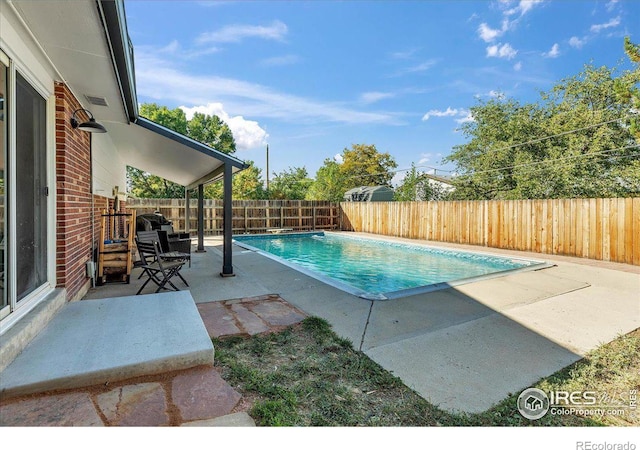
[343,186,394,202]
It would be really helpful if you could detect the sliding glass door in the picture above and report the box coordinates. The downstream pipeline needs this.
[15,72,47,302]
[0,53,7,318]
[0,49,50,323]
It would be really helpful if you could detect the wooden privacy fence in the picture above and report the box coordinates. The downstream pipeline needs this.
[340,198,640,265]
[127,199,340,235]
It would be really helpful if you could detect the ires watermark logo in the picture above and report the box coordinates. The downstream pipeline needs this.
[517,388,637,420]
[517,388,550,420]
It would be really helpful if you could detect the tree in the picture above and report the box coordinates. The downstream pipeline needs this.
[394,164,442,201]
[306,144,398,201]
[268,167,313,200]
[306,159,349,201]
[204,161,267,200]
[139,103,188,134]
[444,56,639,199]
[619,37,640,140]
[187,112,236,154]
[127,103,238,198]
[127,167,185,198]
[340,144,398,189]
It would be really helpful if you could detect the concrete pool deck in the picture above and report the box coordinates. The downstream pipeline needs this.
[221,233,640,413]
[219,235,640,413]
[50,233,640,415]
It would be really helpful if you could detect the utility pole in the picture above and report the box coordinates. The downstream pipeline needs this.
[266,144,270,191]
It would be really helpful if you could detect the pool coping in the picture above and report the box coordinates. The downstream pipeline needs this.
[233,231,553,300]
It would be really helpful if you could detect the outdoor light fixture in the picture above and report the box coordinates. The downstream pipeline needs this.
[70,108,107,133]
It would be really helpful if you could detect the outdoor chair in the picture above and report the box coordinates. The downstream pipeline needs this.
[137,229,191,267]
[135,238,189,295]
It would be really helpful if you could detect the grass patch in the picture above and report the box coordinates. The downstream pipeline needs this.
[213,317,639,426]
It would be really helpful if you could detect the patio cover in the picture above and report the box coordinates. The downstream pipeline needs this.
[106,117,247,190]
[105,116,247,276]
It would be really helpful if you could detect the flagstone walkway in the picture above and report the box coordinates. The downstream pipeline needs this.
[0,295,306,427]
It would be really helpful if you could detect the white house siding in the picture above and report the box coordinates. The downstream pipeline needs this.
[0,2,59,333]
[92,133,127,201]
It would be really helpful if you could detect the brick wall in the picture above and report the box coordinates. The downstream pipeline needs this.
[54,82,93,301]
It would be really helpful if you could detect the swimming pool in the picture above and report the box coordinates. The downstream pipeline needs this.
[234,232,549,300]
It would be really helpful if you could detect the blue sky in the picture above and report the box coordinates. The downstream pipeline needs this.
[125,0,638,184]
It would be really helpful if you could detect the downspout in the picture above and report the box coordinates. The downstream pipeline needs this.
[89,134,96,288]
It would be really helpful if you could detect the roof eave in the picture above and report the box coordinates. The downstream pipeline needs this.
[97,0,249,187]
[98,0,138,122]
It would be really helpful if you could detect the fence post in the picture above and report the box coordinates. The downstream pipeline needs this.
[313,201,316,231]
[266,205,271,230]
[299,202,302,230]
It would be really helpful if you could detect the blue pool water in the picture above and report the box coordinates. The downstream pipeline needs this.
[234,232,546,300]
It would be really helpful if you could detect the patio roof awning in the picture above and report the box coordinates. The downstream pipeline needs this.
[105,117,248,190]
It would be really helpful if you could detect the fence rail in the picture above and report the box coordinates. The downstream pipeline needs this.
[340,198,640,265]
[127,199,340,235]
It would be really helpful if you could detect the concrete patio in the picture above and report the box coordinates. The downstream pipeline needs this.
[1,232,638,423]
[0,292,306,426]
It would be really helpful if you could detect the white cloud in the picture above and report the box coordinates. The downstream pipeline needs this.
[197,20,288,44]
[455,111,475,124]
[486,43,518,60]
[260,54,300,67]
[409,61,439,72]
[360,91,394,104]
[513,61,522,71]
[390,49,419,59]
[516,0,544,15]
[476,1,542,63]
[478,23,504,42]
[488,90,505,98]
[543,43,560,58]
[418,154,430,164]
[149,40,221,59]
[334,154,344,163]
[486,46,499,57]
[504,0,544,17]
[422,107,471,122]
[180,103,269,151]
[590,16,621,33]
[606,0,619,12]
[196,1,232,6]
[422,107,460,121]
[134,49,396,126]
[391,171,405,186]
[569,36,586,49]
[393,59,439,76]
[160,40,180,53]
